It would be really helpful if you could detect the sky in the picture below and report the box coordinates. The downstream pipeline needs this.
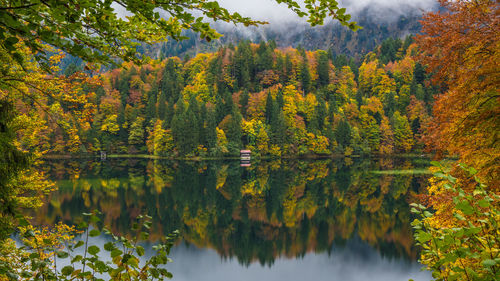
[113,0,438,35]
[215,0,438,25]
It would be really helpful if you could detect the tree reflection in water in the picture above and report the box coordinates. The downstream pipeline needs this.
[33,157,429,266]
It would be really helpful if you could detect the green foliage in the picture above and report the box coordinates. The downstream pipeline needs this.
[0,0,360,73]
[0,100,31,240]
[316,50,330,87]
[299,55,311,94]
[411,163,499,281]
[334,118,351,149]
[0,211,179,280]
[391,111,413,152]
[128,117,145,146]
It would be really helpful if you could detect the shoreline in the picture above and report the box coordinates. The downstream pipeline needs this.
[41,152,434,161]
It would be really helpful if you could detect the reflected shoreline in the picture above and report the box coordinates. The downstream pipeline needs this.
[34,157,430,266]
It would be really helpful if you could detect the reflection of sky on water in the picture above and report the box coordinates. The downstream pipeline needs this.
[57,235,430,281]
[166,239,431,281]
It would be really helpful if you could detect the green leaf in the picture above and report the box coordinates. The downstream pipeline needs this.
[126,256,139,268]
[56,250,69,259]
[477,199,490,208]
[482,259,496,267]
[149,268,159,278]
[71,255,83,263]
[423,211,433,218]
[430,161,441,167]
[89,229,101,237]
[74,240,85,248]
[136,245,145,257]
[455,200,474,215]
[434,172,446,178]
[90,214,101,224]
[77,221,88,229]
[61,266,74,276]
[111,249,123,258]
[88,245,100,255]
[443,183,454,190]
[104,242,115,251]
[417,232,432,243]
[463,226,481,236]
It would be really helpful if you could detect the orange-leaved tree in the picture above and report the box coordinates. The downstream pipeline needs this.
[414,1,500,279]
[417,0,500,189]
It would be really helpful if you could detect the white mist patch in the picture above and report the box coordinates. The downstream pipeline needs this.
[216,0,438,25]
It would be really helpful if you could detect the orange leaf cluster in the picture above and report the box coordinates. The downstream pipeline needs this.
[417,0,500,188]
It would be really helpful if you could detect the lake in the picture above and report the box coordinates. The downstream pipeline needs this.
[33,157,432,281]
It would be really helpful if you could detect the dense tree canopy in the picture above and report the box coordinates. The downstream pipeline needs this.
[23,38,433,158]
[417,0,499,187]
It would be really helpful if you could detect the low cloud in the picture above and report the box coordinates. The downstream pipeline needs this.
[216,0,438,25]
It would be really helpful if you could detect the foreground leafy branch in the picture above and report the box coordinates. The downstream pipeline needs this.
[0,212,179,280]
[411,163,499,281]
[0,0,360,70]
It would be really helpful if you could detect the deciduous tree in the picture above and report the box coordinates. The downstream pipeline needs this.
[417,0,500,186]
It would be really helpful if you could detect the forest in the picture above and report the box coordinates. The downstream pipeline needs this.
[43,37,435,158]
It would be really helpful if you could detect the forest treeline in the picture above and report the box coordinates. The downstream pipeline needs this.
[35,158,427,265]
[50,37,437,157]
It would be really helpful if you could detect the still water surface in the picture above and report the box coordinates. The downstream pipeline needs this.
[34,157,432,281]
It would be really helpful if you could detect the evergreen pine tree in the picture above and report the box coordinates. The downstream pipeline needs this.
[157,91,167,120]
[271,109,287,148]
[316,51,330,87]
[215,95,226,124]
[205,108,218,152]
[145,89,157,123]
[225,108,242,153]
[240,90,249,118]
[284,54,293,83]
[222,90,234,116]
[316,97,327,132]
[265,91,274,125]
[234,40,253,90]
[299,55,311,94]
[182,105,199,155]
[276,88,284,109]
[165,97,175,126]
[335,119,351,149]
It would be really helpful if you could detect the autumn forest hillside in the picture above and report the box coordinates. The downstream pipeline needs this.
[44,37,437,158]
